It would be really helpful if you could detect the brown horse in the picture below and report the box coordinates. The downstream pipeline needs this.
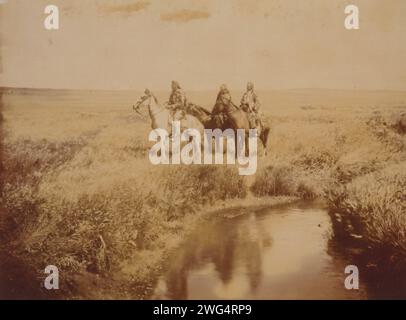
[186,103,270,155]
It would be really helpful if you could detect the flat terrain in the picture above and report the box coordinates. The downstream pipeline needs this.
[1,88,405,298]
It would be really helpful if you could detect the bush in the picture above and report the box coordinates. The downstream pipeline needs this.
[251,164,319,199]
[251,165,296,197]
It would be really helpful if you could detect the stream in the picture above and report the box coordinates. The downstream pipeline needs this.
[152,201,369,299]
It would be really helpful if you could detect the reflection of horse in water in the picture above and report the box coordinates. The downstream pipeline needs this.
[186,104,271,155]
[133,92,203,135]
[152,211,270,299]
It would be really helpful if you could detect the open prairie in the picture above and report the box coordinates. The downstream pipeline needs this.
[1,88,405,298]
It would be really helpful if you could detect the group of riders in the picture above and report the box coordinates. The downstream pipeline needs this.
[161,80,264,130]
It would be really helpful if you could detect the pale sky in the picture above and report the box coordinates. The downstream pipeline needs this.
[1,0,406,90]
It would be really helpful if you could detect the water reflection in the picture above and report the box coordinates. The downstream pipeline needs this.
[153,201,369,299]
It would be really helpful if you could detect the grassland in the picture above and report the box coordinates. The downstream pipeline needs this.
[1,88,405,298]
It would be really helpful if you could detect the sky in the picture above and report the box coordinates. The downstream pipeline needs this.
[1,0,406,90]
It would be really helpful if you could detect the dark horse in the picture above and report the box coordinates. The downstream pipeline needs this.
[186,103,270,156]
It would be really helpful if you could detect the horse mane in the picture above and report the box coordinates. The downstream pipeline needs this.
[150,94,158,104]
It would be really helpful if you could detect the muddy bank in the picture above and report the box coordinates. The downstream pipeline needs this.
[328,211,406,299]
[0,251,61,300]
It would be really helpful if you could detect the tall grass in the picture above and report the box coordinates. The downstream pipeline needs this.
[251,165,319,199]
[250,109,406,274]
[0,134,247,295]
[1,89,405,297]
[326,163,406,270]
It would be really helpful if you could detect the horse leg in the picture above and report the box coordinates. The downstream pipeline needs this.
[260,127,270,156]
[245,132,250,157]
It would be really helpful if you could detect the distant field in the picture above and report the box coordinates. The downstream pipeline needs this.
[2,87,406,140]
[1,87,405,298]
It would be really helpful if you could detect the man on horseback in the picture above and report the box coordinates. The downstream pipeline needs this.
[240,82,263,130]
[212,84,238,127]
[166,80,187,120]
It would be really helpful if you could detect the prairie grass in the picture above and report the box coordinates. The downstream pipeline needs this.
[327,163,406,270]
[1,88,406,296]
[0,92,247,296]
[250,96,406,273]
[1,135,246,295]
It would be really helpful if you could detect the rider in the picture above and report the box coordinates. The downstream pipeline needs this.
[212,84,239,126]
[166,80,187,120]
[240,82,263,129]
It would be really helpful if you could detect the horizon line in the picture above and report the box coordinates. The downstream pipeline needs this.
[2,86,406,93]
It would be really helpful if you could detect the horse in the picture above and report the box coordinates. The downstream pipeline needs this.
[186,103,270,156]
[133,92,203,136]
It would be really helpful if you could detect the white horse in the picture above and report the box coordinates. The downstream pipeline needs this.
[133,91,203,136]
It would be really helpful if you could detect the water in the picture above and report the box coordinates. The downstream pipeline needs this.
[152,201,368,300]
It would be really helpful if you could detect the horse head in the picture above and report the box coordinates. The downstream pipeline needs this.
[133,90,152,111]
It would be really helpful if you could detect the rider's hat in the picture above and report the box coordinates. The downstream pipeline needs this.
[171,81,181,89]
